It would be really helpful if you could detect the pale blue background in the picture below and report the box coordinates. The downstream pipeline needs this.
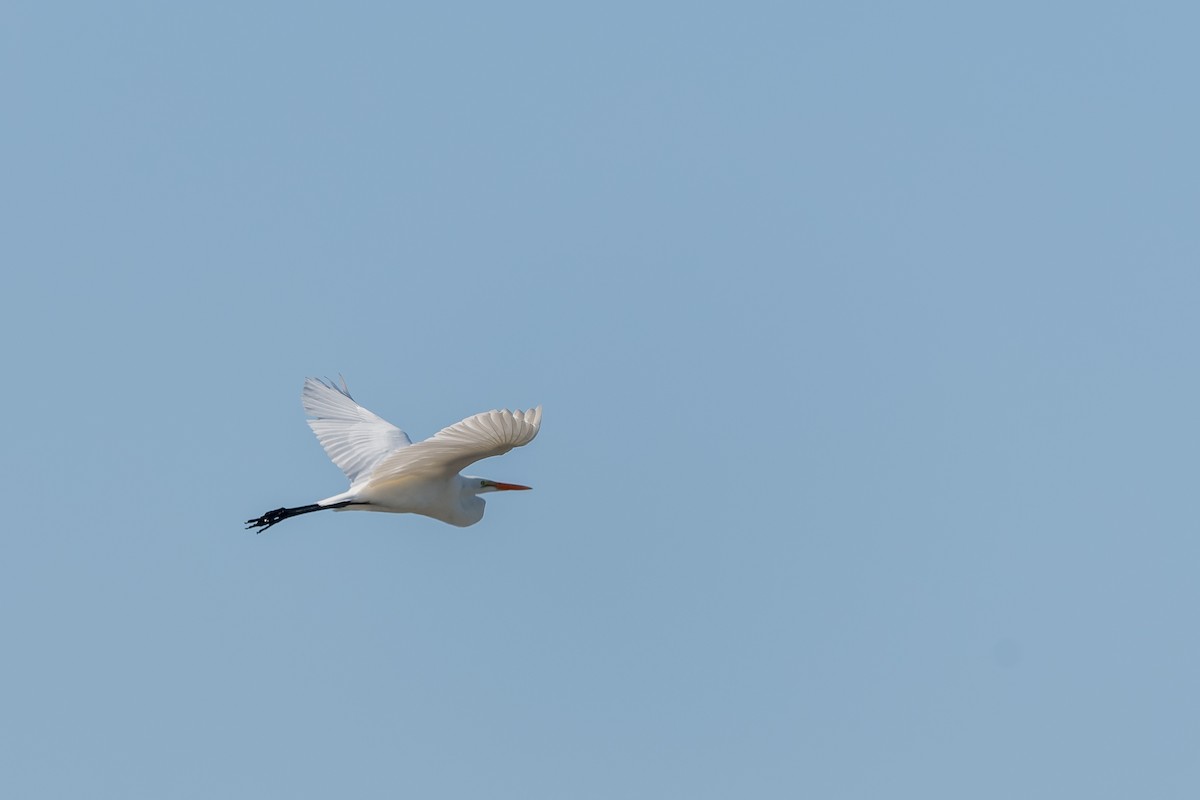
[2,2,1198,797]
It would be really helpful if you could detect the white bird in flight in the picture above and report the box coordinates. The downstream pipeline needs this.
[246,377,542,533]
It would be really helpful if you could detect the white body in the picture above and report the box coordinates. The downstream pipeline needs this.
[302,377,542,527]
[321,473,494,527]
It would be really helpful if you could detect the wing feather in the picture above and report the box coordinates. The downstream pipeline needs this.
[302,377,412,484]
[366,405,542,481]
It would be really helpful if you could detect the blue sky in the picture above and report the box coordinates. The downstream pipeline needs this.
[2,2,1198,797]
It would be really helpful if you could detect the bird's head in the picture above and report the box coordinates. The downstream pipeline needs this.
[467,477,532,494]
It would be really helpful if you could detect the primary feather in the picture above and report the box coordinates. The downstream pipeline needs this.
[302,377,412,484]
[367,405,543,482]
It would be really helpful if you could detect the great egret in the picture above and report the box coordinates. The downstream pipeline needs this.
[246,377,542,532]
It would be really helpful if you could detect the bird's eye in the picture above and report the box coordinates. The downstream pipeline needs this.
[480,480,487,487]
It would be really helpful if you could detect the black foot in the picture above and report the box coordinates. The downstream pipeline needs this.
[245,507,290,534]
[245,502,336,534]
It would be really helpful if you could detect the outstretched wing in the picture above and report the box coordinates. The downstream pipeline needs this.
[366,406,542,482]
[302,377,412,484]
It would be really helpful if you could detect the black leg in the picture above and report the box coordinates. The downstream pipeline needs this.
[245,501,358,534]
